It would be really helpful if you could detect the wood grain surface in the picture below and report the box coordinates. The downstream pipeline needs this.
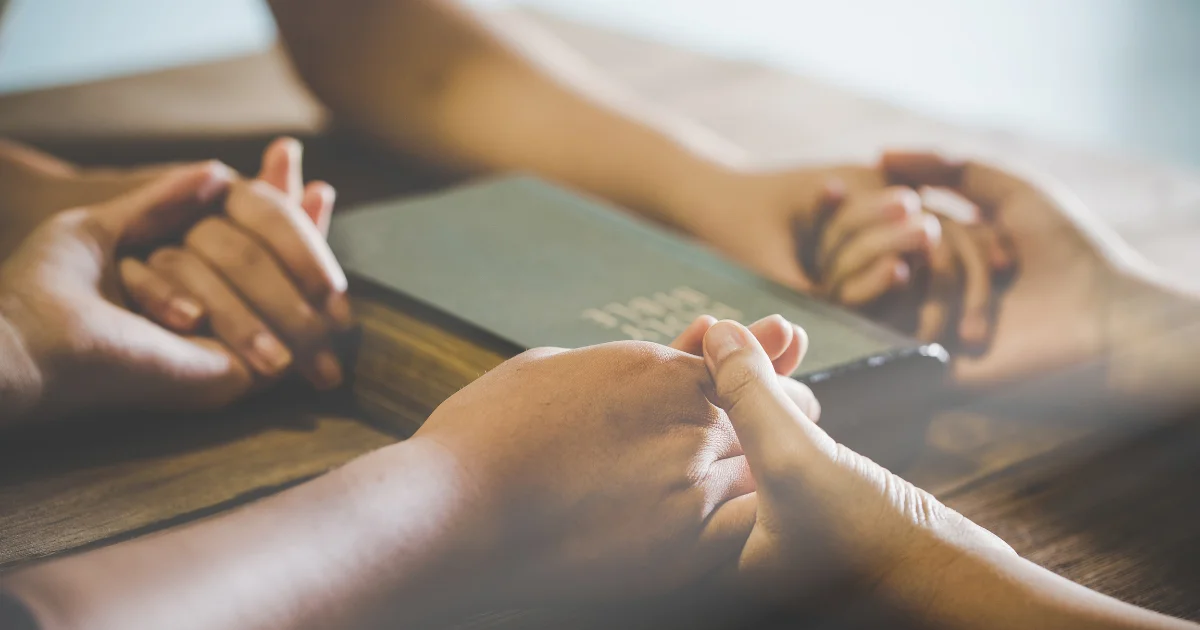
[1,10,1199,625]
[0,133,1196,628]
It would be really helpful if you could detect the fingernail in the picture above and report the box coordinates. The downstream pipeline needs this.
[921,214,943,248]
[706,321,752,363]
[312,351,344,390]
[281,137,302,161]
[196,161,235,204]
[749,313,786,331]
[792,323,809,361]
[920,185,979,223]
[251,332,292,375]
[892,260,911,285]
[166,297,203,329]
[325,292,354,330]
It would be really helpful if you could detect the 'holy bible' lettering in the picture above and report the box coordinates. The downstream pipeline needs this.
[580,286,743,341]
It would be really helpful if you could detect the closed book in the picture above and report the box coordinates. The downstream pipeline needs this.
[331,176,946,464]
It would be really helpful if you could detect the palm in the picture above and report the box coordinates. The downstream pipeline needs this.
[954,189,1111,386]
[681,165,886,292]
[3,209,246,419]
[881,152,1126,388]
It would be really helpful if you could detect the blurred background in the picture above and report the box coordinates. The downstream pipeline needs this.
[1,0,1198,166]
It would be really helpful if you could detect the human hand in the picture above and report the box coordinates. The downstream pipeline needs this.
[404,336,759,604]
[401,313,821,604]
[669,313,821,421]
[805,176,1011,348]
[660,162,1005,348]
[0,140,190,259]
[698,319,1011,601]
[119,138,350,390]
[0,138,332,258]
[810,185,936,307]
[660,163,886,293]
[0,163,263,425]
[882,151,1129,386]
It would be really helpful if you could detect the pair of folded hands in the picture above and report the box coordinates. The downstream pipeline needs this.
[0,134,1126,425]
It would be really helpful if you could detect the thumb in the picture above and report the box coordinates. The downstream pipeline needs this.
[258,136,304,204]
[702,320,836,473]
[301,180,336,237]
[91,161,233,251]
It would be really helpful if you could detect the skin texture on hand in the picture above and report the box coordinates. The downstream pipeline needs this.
[812,185,931,306]
[0,163,255,424]
[411,340,755,603]
[396,314,812,607]
[881,151,1146,387]
[696,319,1197,630]
[0,315,799,630]
[122,138,351,392]
[0,138,353,426]
[660,158,1006,350]
[696,319,1010,598]
[7,316,1192,630]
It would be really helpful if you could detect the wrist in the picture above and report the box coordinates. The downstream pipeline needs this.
[873,533,1020,624]
[1103,269,1200,412]
[339,437,509,620]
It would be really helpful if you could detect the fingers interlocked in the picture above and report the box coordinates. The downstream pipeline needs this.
[116,138,350,391]
[701,320,836,481]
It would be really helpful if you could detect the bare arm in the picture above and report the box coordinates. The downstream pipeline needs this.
[0,441,479,630]
[267,0,734,228]
[890,546,1197,630]
[698,318,1198,630]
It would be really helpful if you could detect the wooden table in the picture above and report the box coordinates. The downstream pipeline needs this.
[2,12,1199,626]
[0,132,1196,629]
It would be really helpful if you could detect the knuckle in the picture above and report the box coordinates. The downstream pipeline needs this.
[505,346,566,371]
[45,207,91,232]
[147,246,189,270]
[287,303,329,344]
[116,257,144,279]
[514,346,565,362]
[236,179,291,220]
[51,208,112,246]
[186,215,227,242]
[714,357,766,405]
[220,315,270,349]
[119,261,166,299]
[189,219,263,270]
[759,444,803,480]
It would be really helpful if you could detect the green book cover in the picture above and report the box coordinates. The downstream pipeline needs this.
[330,175,945,384]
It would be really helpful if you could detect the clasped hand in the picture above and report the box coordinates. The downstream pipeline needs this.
[0,139,350,424]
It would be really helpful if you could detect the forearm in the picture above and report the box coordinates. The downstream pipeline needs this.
[270,0,734,226]
[1,439,483,630]
[1104,268,1200,413]
[887,544,1196,630]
